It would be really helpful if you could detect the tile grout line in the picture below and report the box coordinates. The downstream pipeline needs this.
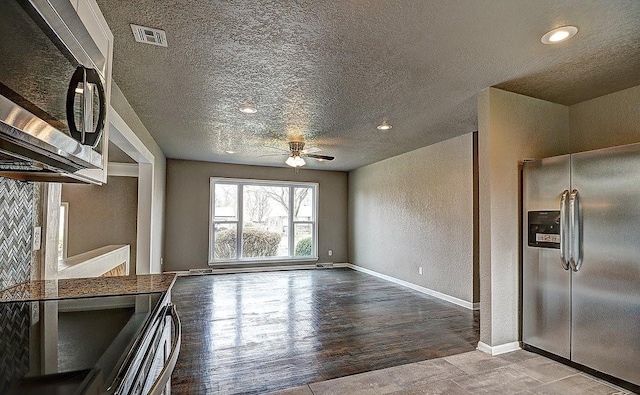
[538,372,581,386]
[577,372,632,393]
[499,358,565,391]
[446,355,566,393]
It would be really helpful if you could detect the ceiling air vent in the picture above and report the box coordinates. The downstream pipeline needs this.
[130,24,167,47]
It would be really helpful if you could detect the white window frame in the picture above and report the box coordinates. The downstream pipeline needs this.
[209,177,319,264]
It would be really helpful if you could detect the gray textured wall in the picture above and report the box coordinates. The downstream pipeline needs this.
[569,84,640,152]
[478,87,569,347]
[348,133,476,304]
[110,81,166,273]
[61,176,138,268]
[164,160,348,271]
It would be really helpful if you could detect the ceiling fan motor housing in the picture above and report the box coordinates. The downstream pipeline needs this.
[288,141,305,153]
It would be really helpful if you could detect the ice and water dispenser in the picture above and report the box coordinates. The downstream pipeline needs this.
[527,211,561,249]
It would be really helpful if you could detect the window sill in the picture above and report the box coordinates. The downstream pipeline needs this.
[208,257,319,266]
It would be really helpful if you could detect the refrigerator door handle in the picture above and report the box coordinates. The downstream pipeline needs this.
[559,190,570,270]
[569,189,582,272]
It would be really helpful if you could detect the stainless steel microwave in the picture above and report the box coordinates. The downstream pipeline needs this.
[0,0,107,183]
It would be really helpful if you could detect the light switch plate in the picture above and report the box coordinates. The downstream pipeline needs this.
[32,226,41,251]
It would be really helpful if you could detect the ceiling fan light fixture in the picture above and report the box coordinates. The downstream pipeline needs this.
[285,155,306,167]
[285,156,296,167]
[377,120,392,131]
[239,102,257,114]
[541,26,578,44]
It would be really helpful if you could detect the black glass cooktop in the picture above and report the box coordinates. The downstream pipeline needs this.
[0,293,163,395]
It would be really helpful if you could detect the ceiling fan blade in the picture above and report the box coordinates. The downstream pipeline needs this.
[301,146,322,154]
[305,154,334,161]
[261,145,289,153]
[258,153,288,158]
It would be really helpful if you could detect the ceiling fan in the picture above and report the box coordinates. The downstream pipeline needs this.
[263,142,335,168]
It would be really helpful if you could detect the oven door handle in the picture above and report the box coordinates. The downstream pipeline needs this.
[148,304,182,395]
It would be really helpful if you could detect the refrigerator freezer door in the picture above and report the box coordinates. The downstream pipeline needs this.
[522,155,571,359]
[571,143,640,386]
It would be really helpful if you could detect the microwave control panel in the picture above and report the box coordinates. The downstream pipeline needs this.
[527,211,561,249]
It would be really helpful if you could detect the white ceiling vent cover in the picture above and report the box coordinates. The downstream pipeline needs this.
[130,24,167,47]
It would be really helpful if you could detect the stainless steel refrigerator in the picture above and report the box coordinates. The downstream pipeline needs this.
[522,143,640,389]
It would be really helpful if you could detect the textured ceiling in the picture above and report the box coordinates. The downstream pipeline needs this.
[96,0,640,171]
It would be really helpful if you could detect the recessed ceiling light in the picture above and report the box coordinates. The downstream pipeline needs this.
[377,120,392,131]
[541,26,578,44]
[239,102,257,114]
[225,150,236,154]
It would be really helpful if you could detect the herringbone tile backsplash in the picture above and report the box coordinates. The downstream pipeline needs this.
[0,177,37,291]
[0,301,30,393]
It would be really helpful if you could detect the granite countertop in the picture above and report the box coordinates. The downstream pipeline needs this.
[0,273,177,302]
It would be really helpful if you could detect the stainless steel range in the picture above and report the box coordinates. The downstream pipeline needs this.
[0,292,180,395]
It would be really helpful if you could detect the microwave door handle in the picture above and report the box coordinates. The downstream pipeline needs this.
[559,190,570,270]
[569,189,582,272]
[83,69,92,145]
[66,66,106,148]
[84,68,106,148]
[66,66,85,144]
[149,304,182,395]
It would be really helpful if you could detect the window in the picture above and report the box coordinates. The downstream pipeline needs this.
[58,202,69,261]
[209,178,318,263]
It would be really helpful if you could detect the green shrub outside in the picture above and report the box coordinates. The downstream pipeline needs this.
[294,236,313,256]
[215,228,282,259]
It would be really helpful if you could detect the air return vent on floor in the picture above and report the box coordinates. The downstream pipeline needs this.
[130,24,167,47]
[316,263,334,269]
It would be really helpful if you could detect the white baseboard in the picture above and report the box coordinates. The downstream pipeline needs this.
[345,263,478,311]
[167,262,350,276]
[477,341,521,356]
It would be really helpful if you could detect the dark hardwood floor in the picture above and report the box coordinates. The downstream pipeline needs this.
[170,268,479,394]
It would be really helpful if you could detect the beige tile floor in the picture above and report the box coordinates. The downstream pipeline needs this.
[268,349,636,395]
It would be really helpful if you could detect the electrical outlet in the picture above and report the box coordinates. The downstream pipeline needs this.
[328,250,333,256]
[31,302,39,324]
[32,227,42,251]
[419,267,423,275]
